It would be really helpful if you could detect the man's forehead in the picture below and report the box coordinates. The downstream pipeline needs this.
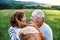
[31,12,36,16]
[31,10,44,18]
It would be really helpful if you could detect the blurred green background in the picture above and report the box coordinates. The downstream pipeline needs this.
[0,9,60,40]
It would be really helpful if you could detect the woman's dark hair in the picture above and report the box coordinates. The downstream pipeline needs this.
[10,10,24,27]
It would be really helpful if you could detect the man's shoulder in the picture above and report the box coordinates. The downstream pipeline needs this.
[40,23,52,31]
[42,23,50,27]
[40,23,53,40]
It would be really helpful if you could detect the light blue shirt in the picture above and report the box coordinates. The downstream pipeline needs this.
[8,23,53,40]
[8,26,21,40]
[40,23,53,40]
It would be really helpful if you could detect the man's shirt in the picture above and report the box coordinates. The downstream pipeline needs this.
[40,23,53,40]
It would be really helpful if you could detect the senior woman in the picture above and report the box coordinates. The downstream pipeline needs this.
[8,10,26,40]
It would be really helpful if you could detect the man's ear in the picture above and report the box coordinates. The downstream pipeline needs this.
[42,17,44,22]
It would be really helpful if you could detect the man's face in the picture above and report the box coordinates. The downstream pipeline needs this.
[30,14,44,28]
[37,18,44,28]
[30,15,37,22]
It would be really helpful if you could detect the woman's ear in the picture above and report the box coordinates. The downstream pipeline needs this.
[15,17,22,27]
[15,17,27,28]
[16,17,20,24]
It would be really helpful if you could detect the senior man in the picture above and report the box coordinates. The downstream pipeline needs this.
[30,9,53,40]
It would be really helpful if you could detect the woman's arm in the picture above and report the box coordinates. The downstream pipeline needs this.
[8,29,18,40]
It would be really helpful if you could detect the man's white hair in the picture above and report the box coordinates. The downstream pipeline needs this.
[32,9,44,18]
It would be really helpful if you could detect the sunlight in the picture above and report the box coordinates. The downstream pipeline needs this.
[15,0,60,5]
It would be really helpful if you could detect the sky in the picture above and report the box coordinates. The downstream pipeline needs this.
[15,0,60,5]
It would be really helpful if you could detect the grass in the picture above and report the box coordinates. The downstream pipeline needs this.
[0,9,60,40]
[43,10,60,40]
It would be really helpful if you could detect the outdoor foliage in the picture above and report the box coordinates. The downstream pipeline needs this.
[0,9,60,40]
[0,3,60,10]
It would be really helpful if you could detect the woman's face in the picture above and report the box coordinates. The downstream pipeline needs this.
[21,14,26,23]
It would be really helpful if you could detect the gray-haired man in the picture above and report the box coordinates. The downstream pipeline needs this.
[30,9,53,40]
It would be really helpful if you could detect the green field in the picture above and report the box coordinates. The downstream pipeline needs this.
[0,9,60,40]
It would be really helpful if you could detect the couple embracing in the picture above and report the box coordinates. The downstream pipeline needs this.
[8,9,53,40]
